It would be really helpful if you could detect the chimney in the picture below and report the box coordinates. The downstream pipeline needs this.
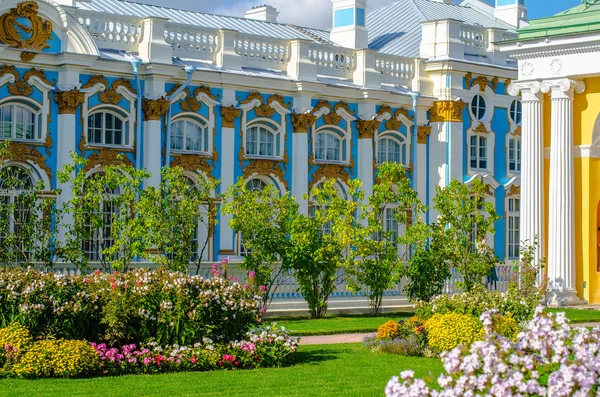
[330,0,368,49]
[244,5,279,23]
[494,0,528,28]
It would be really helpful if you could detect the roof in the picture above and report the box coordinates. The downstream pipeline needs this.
[517,1,600,41]
[76,0,333,43]
[367,0,516,58]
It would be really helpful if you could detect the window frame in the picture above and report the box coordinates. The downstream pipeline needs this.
[245,124,280,159]
[509,100,522,126]
[470,94,487,121]
[506,196,520,260]
[314,126,348,165]
[377,133,407,166]
[508,136,522,174]
[170,116,210,155]
[86,109,128,148]
[469,134,489,171]
[0,103,41,143]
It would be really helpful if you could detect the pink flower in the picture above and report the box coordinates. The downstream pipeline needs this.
[259,285,267,292]
[248,271,256,279]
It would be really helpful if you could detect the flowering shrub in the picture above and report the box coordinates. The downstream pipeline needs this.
[377,321,400,340]
[365,334,424,357]
[0,267,261,345]
[424,313,484,352]
[386,309,600,397]
[13,339,100,378]
[415,284,536,324]
[0,323,32,371]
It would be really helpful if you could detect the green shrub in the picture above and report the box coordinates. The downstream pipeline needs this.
[403,248,450,302]
[425,313,484,352]
[0,267,260,346]
[13,339,100,378]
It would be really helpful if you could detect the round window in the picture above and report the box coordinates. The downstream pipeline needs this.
[509,100,522,125]
[471,95,487,121]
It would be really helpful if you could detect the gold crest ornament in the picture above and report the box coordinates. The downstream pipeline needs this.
[0,2,53,51]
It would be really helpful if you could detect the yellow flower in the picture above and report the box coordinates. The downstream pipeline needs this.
[425,313,484,352]
[377,320,400,340]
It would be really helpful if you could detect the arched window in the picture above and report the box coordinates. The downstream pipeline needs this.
[246,178,268,192]
[246,126,277,157]
[377,136,405,165]
[509,100,522,125]
[0,166,34,261]
[0,104,36,141]
[470,135,488,170]
[87,111,125,146]
[471,95,486,121]
[315,131,342,162]
[506,197,520,260]
[82,173,120,262]
[508,137,521,173]
[171,119,208,153]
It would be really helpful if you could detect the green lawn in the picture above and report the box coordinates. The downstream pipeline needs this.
[546,308,600,323]
[0,343,442,397]
[273,311,414,336]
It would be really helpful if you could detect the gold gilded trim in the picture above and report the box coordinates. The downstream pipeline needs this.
[54,89,84,115]
[242,159,288,191]
[83,149,134,172]
[20,51,36,62]
[473,122,489,134]
[507,185,520,197]
[429,100,466,123]
[417,126,431,144]
[465,72,473,90]
[292,113,316,133]
[356,119,380,139]
[0,2,53,52]
[7,141,51,180]
[473,76,490,92]
[82,74,109,89]
[171,154,213,177]
[308,164,350,191]
[142,98,169,121]
[221,106,240,128]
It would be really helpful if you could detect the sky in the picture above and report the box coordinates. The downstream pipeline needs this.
[135,0,583,30]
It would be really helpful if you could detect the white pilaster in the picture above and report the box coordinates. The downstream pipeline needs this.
[358,101,376,200]
[219,88,237,255]
[292,93,312,215]
[415,107,429,205]
[508,81,544,266]
[142,78,166,188]
[541,78,585,305]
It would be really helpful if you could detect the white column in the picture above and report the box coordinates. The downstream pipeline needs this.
[142,100,168,187]
[508,81,544,265]
[358,101,377,200]
[292,93,313,215]
[219,88,239,255]
[541,78,585,305]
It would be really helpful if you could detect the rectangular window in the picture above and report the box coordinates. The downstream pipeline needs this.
[507,198,520,260]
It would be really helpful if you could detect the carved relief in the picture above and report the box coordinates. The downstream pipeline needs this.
[0,2,53,51]
[356,119,380,139]
[385,118,401,131]
[394,108,412,121]
[491,77,499,93]
[485,184,495,197]
[473,76,490,92]
[473,123,489,134]
[505,79,512,90]
[429,101,466,123]
[242,159,288,191]
[168,84,219,113]
[221,106,240,128]
[20,52,35,62]
[377,105,393,117]
[238,91,263,105]
[0,64,18,80]
[7,141,51,180]
[417,126,431,144]
[171,154,213,177]
[8,78,32,96]
[507,185,520,197]
[82,74,109,89]
[292,113,316,133]
[465,72,473,90]
[142,98,169,121]
[83,149,134,172]
[309,164,350,191]
[512,126,522,137]
[54,89,85,115]
[24,68,55,86]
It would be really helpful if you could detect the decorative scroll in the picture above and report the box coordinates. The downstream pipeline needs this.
[356,119,380,139]
[429,101,466,123]
[485,184,495,197]
[221,106,240,128]
[465,72,473,90]
[239,91,291,118]
[473,76,490,92]
[171,154,213,177]
[96,78,136,105]
[83,149,134,172]
[394,108,412,121]
[292,113,316,133]
[0,64,18,80]
[24,68,55,86]
[0,2,53,51]
[82,74,109,89]
[473,123,489,134]
[417,126,431,144]
[142,98,169,121]
[54,89,84,115]
[377,105,393,117]
[242,159,288,191]
[8,78,32,96]
[507,185,520,197]
[512,126,522,137]
[7,141,51,180]
[309,164,350,191]
[20,52,35,62]
[491,77,499,93]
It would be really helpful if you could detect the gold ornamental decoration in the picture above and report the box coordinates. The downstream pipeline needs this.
[0,2,53,52]
[491,77,499,93]
[83,149,134,172]
[54,89,84,114]
[142,98,169,121]
[221,106,240,128]
[81,74,109,89]
[171,154,213,177]
[385,118,401,131]
[473,122,489,134]
[356,119,380,139]
[8,78,32,96]
[473,76,490,92]
[485,184,495,197]
[242,159,288,191]
[7,141,51,180]
[505,79,512,91]
[429,100,466,123]
[24,68,54,86]
[0,64,18,80]
[417,126,431,144]
[512,126,522,137]
[20,51,35,62]
[292,113,316,133]
[238,91,263,105]
[180,88,202,112]
[465,72,473,90]
[394,108,412,121]
[377,105,393,117]
[507,185,520,197]
[239,92,291,118]
[309,164,350,191]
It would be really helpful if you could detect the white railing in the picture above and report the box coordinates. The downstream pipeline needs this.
[164,23,220,62]
[234,34,290,70]
[444,262,516,295]
[374,54,415,86]
[309,43,357,79]
[76,11,144,52]
[459,25,488,55]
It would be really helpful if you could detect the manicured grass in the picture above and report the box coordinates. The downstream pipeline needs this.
[272,311,414,336]
[0,343,442,397]
[546,308,600,323]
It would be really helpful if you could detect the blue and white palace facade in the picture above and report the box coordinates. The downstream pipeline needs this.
[0,0,527,263]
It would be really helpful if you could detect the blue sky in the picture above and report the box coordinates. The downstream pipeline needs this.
[137,0,583,30]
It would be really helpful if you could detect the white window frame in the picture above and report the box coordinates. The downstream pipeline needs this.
[87,109,128,148]
[377,133,407,166]
[469,134,489,172]
[0,103,41,142]
[466,88,495,176]
[245,123,280,159]
[314,126,349,165]
[170,115,210,155]
[506,196,520,260]
[509,100,522,126]
[470,94,487,121]
[508,136,521,174]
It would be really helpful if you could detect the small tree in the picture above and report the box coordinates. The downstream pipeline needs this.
[287,178,361,319]
[347,162,428,315]
[221,178,298,310]
[138,166,218,273]
[403,246,450,302]
[431,179,500,293]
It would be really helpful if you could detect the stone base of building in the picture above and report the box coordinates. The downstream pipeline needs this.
[546,289,588,307]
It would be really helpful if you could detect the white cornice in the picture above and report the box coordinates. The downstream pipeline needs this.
[500,33,600,61]
[544,145,600,159]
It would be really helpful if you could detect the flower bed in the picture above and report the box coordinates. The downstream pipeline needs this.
[386,309,600,396]
[0,265,260,345]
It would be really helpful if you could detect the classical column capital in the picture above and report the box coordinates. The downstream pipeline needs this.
[507,80,542,102]
[54,88,85,114]
[429,100,466,123]
[142,97,169,121]
[356,119,380,139]
[291,113,316,133]
[221,105,241,128]
[417,126,432,144]
[540,78,585,100]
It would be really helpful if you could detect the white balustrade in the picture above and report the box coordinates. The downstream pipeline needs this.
[460,25,488,55]
[76,11,144,51]
[164,24,220,62]
[374,54,415,86]
[234,34,290,71]
[308,44,357,79]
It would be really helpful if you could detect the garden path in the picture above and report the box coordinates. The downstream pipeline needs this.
[298,333,373,345]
